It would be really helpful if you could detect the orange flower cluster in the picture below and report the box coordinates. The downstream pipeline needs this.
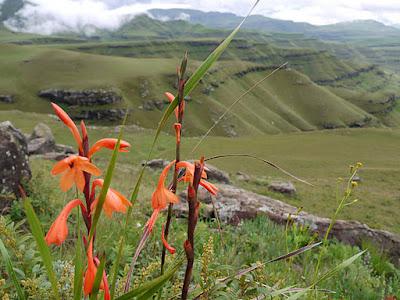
[138,91,219,255]
[45,103,131,299]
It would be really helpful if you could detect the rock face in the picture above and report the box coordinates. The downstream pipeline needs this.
[268,181,296,196]
[0,95,14,103]
[27,123,75,160]
[142,159,169,170]
[204,164,230,184]
[38,89,122,106]
[236,171,250,182]
[142,100,166,111]
[75,109,127,121]
[28,123,56,155]
[0,121,31,199]
[173,184,400,265]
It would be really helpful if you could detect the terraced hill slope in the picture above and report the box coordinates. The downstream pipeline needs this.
[0,14,399,136]
[0,42,396,136]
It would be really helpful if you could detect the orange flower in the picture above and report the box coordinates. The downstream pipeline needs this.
[45,199,84,246]
[176,161,218,196]
[152,160,179,210]
[145,160,179,233]
[84,239,107,297]
[51,155,101,192]
[51,102,82,151]
[88,138,131,158]
[90,179,131,218]
[161,224,176,254]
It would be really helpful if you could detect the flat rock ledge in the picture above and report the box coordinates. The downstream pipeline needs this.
[38,88,122,106]
[174,184,400,265]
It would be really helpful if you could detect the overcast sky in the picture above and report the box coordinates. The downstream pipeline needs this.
[5,0,400,34]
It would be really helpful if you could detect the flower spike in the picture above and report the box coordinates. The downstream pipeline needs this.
[45,199,85,246]
[51,102,82,151]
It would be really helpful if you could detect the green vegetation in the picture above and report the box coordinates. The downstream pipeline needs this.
[1,160,399,299]
[1,40,400,134]
[1,5,400,299]
[2,110,399,233]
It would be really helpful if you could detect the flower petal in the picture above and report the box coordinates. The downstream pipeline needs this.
[51,103,82,151]
[51,159,69,175]
[74,169,86,192]
[200,180,218,196]
[60,168,75,192]
[161,225,176,255]
[45,199,83,246]
[78,160,102,176]
[88,138,131,158]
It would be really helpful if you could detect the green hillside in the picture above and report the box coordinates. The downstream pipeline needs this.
[0,12,399,134]
[64,36,400,126]
[0,42,391,135]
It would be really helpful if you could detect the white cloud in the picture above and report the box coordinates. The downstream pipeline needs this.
[5,0,189,34]
[4,0,400,35]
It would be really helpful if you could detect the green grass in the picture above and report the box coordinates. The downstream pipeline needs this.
[2,110,399,233]
[3,159,398,299]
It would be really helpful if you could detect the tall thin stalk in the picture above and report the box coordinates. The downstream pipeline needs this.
[181,159,204,299]
[312,163,362,291]
[160,52,188,275]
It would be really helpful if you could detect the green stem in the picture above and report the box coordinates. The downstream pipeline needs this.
[312,168,359,286]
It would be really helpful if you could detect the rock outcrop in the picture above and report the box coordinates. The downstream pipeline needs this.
[204,164,230,184]
[38,89,122,106]
[27,123,75,160]
[268,181,296,196]
[28,123,56,155]
[142,159,169,170]
[142,100,166,111]
[0,95,14,103]
[0,121,31,207]
[74,109,128,121]
[174,184,400,264]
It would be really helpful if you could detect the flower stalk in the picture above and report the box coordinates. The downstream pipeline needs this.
[44,103,131,299]
[181,159,204,300]
[160,52,188,275]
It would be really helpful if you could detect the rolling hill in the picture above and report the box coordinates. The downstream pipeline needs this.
[0,8,399,136]
[0,42,395,136]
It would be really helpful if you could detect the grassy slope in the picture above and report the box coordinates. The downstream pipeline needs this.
[2,110,399,233]
[63,37,400,123]
[0,43,392,136]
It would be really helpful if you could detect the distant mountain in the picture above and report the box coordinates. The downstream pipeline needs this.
[312,20,400,41]
[149,9,316,34]
[0,0,25,22]
[149,9,400,43]
[110,14,222,39]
